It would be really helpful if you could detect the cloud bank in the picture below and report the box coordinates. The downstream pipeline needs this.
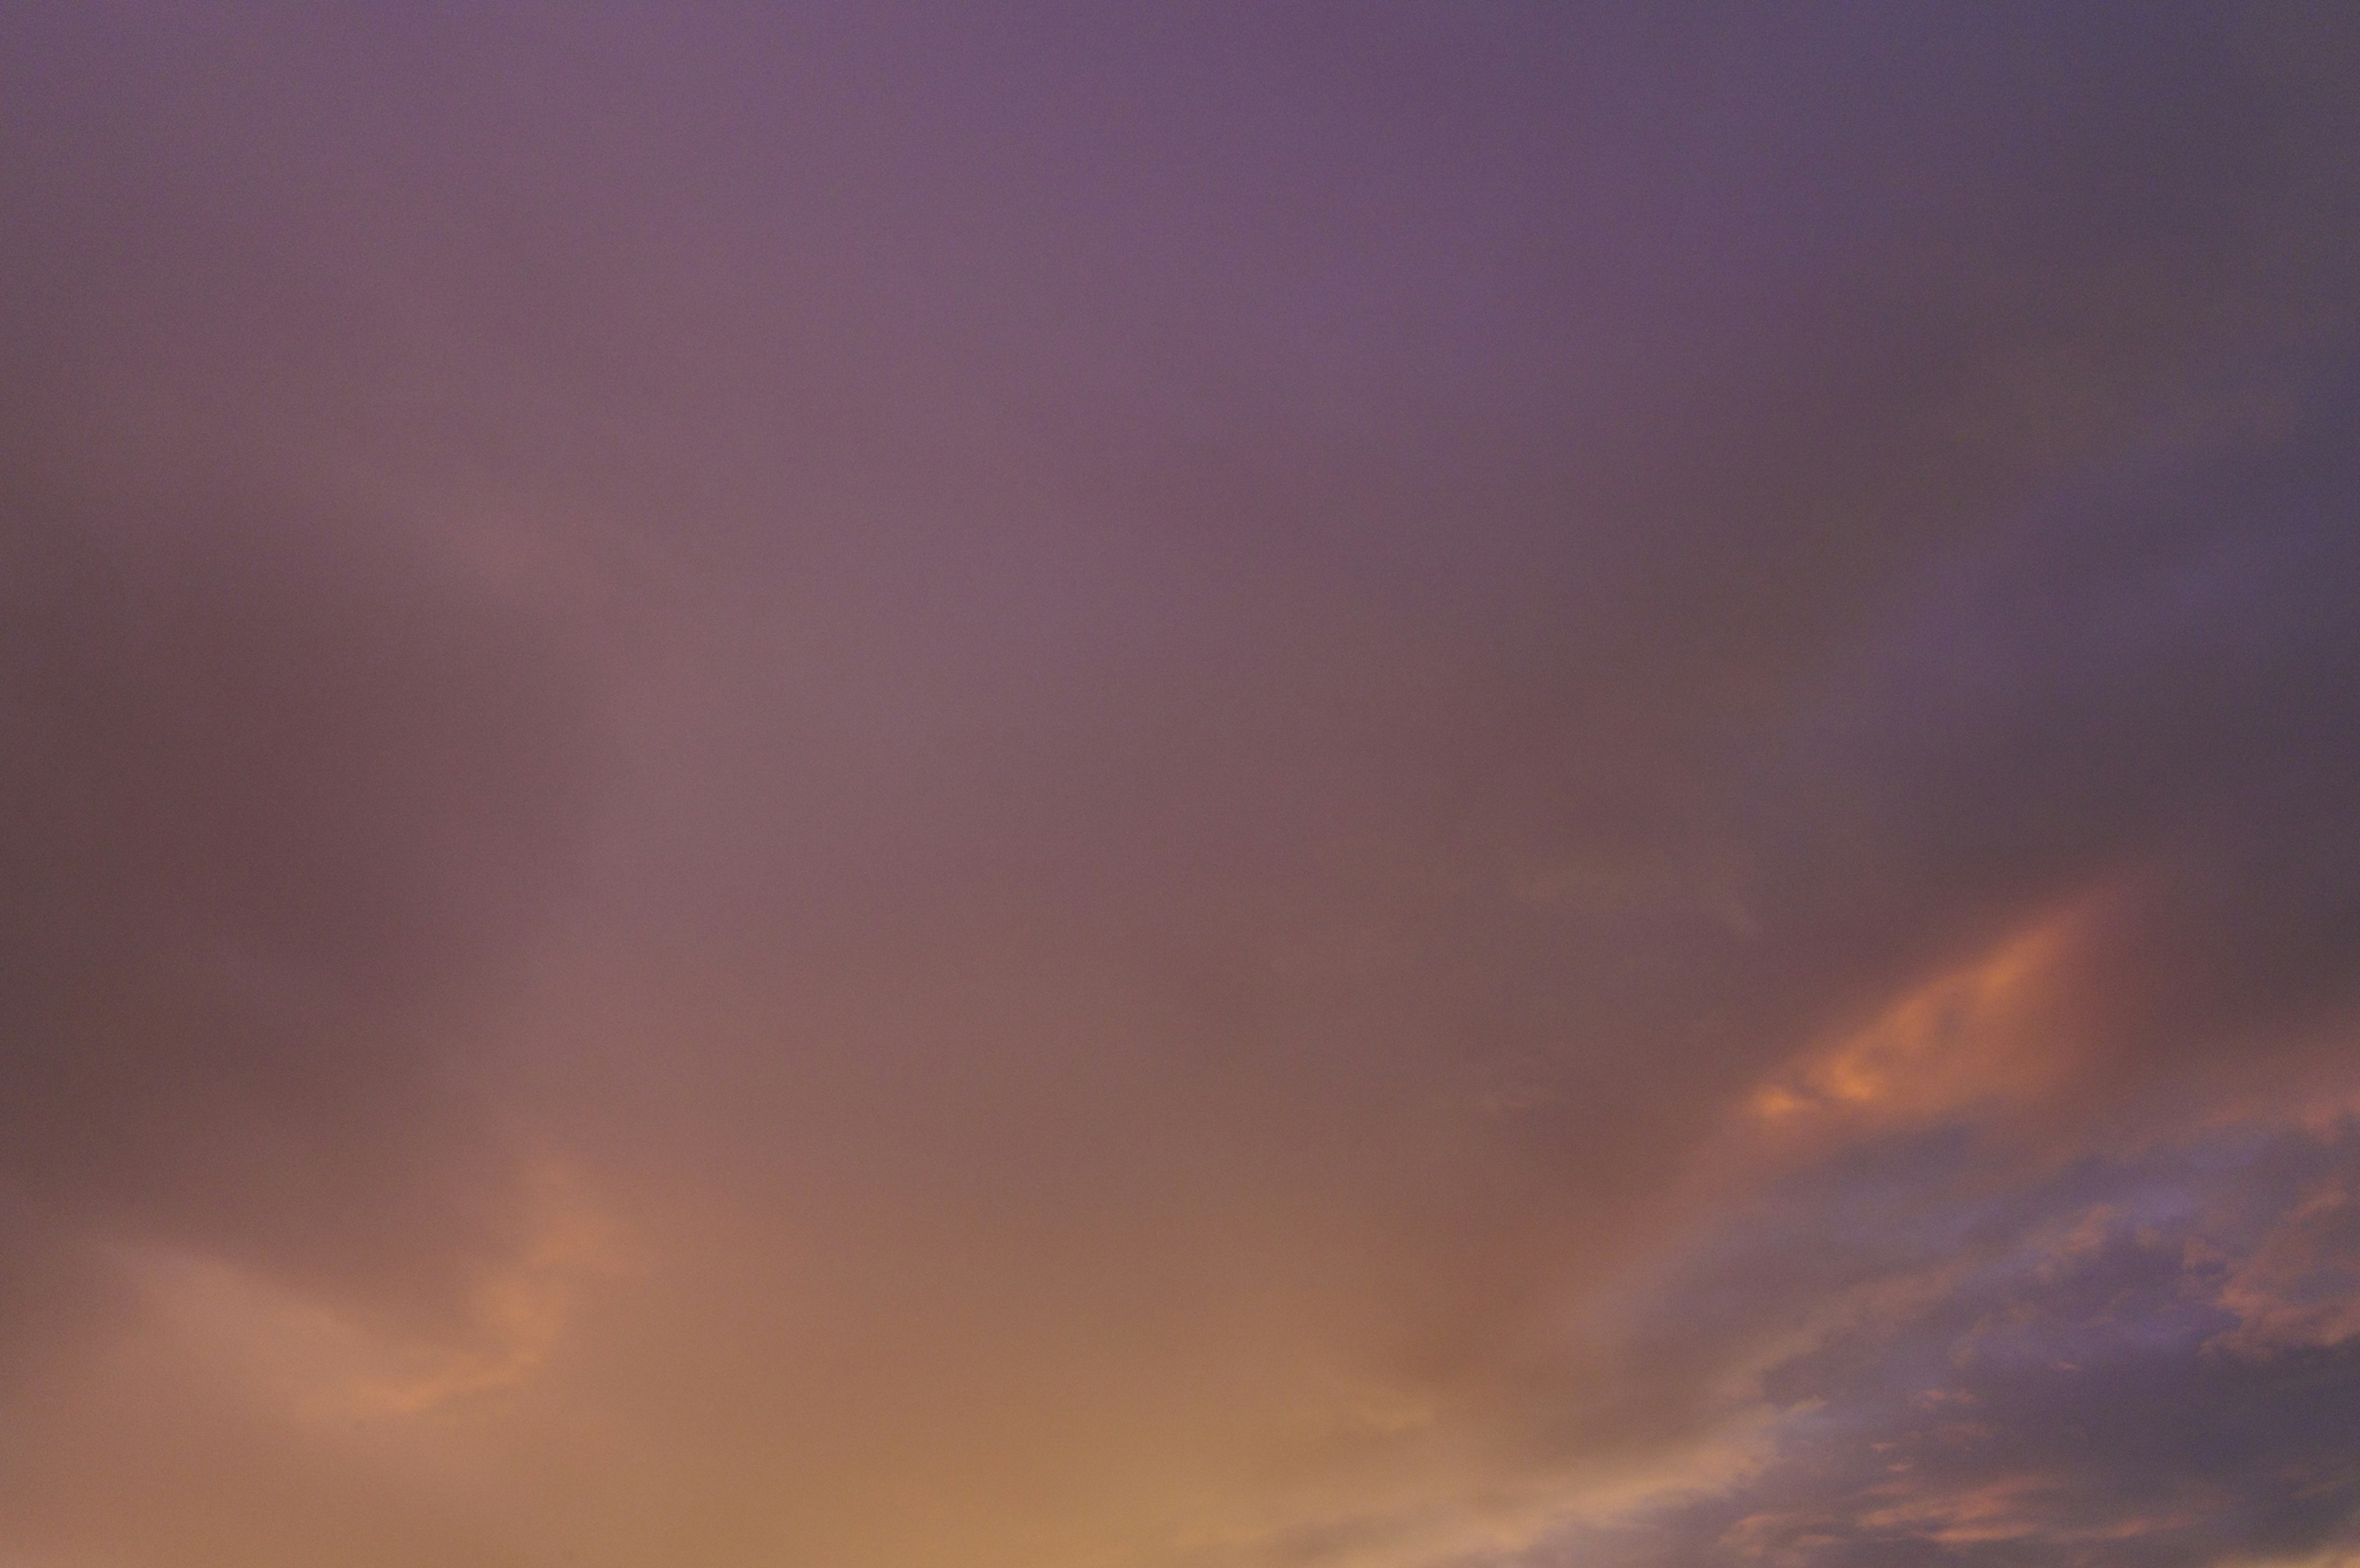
[3,6,2359,1566]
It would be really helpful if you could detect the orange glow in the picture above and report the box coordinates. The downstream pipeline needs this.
[1749,895,2101,1131]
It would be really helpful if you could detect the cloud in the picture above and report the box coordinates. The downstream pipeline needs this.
[0,496,607,1361]
[0,7,2358,1567]
[1530,1116,2360,1568]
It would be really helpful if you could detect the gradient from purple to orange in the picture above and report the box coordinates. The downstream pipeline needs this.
[4,7,2360,1567]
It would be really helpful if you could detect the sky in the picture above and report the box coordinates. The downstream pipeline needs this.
[4,6,2360,1567]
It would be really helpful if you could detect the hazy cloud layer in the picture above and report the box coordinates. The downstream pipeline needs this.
[3,7,2359,1567]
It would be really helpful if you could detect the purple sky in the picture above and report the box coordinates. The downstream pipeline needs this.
[5,7,2360,1567]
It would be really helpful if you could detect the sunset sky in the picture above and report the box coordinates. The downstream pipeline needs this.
[6,7,2360,1567]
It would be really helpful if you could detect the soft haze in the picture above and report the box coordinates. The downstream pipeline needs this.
[5,7,2360,1567]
